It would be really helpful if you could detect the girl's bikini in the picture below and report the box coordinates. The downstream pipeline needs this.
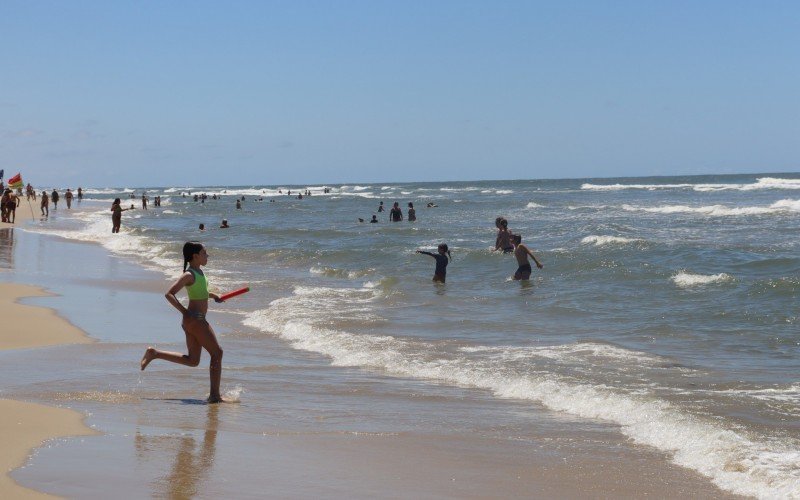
[185,268,209,321]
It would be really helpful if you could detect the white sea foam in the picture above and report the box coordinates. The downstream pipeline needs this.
[581,235,640,246]
[622,199,800,217]
[243,285,800,498]
[525,202,544,208]
[582,177,800,192]
[672,272,734,288]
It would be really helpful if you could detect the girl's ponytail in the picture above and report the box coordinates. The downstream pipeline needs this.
[182,241,204,272]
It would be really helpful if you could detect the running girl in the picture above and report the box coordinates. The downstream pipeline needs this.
[140,242,226,403]
[417,243,451,283]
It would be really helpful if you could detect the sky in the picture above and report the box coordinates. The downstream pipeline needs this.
[1,1,798,187]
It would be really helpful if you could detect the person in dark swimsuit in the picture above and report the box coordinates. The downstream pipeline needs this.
[512,235,543,280]
[407,202,416,222]
[389,202,403,222]
[417,243,451,283]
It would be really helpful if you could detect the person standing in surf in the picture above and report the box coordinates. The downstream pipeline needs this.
[140,242,226,403]
[417,243,451,283]
[111,198,133,233]
[511,234,543,280]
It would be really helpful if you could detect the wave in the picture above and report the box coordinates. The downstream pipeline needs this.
[622,199,800,216]
[581,235,641,246]
[310,266,374,279]
[672,272,734,288]
[525,202,544,208]
[582,177,800,192]
[243,284,799,498]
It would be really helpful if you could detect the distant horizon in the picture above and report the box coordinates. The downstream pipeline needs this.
[50,169,799,190]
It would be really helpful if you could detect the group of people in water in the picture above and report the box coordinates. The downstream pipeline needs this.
[139,210,544,403]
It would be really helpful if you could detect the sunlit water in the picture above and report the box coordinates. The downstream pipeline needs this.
[6,173,800,498]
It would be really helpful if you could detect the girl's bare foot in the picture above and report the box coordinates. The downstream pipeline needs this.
[140,347,156,371]
[207,395,225,404]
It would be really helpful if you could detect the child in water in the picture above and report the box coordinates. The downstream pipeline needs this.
[417,243,451,283]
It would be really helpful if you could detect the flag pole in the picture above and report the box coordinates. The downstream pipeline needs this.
[26,197,35,220]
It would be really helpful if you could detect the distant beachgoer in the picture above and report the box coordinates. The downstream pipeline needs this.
[0,190,9,223]
[140,242,226,403]
[220,219,229,229]
[51,189,59,209]
[426,202,437,208]
[512,235,543,280]
[417,244,451,283]
[377,201,384,212]
[141,194,148,210]
[111,198,133,233]
[199,223,205,231]
[389,202,403,222]
[407,202,416,222]
[358,218,364,223]
[65,189,73,209]
[494,218,514,253]
[7,191,17,223]
[40,191,49,216]
[26,183,34,201]
[370,215,378,223]
[297,193,303,199]
[235,200,241,210]
[77,187,83,201]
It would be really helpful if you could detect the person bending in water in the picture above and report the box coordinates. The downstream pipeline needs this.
[417,243,451,283]
[512,235,543,280]
[140,242,226,403]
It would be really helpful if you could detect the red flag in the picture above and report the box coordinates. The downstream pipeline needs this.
[7,173,22,189]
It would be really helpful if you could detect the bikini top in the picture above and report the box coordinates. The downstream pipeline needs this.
[186,268,209,300]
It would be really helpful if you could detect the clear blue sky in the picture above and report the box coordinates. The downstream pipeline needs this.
[1,1,798,186]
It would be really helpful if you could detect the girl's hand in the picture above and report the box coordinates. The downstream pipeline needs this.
[214,297,224,303]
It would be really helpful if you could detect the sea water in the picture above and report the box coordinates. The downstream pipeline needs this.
[11,173,800,497]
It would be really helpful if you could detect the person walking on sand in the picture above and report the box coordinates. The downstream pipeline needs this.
[111,198,133,233]
[511,235,543,280]
[140,242,226,403]
[417,244,451,283]
[51,189,59,210]
[40,191,49,217]
[65,188,73,209]
[7,190,17,223]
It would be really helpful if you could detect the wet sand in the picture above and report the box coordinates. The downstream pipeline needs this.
[0,279,96,498]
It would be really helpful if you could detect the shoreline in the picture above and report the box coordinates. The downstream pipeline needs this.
[0,279,97,498]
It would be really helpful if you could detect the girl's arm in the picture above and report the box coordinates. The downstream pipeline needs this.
[209,292,223,303]
[416,250,434,258]
[165,272,195,315]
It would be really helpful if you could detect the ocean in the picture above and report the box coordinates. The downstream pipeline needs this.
[5,173,800,498]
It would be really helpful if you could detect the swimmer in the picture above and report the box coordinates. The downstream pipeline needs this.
[199,223,205,231]
[140,242,226,403]
[389,202,403,222]
[220,219,229,229]
[512,235,543,280]
[494,218,514,253]
[370,215,378,223]
[417,243,451,283]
